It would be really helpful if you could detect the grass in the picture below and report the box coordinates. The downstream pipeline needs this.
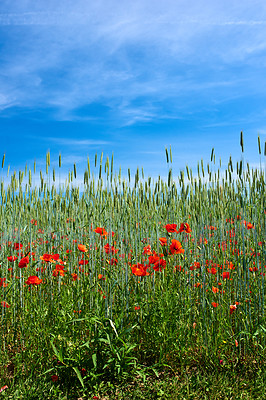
[2,371,265,399]
[0,136,265,398]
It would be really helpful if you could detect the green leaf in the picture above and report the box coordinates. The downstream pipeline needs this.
[50,338,64,364]
[39,367,55,377]
[109,319,118,337]
[72,366,85,388]
[92,353,97,369]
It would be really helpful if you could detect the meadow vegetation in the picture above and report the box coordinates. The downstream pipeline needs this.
[0,133,265,399]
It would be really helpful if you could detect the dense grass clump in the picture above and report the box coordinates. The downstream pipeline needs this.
[0,137,265,399]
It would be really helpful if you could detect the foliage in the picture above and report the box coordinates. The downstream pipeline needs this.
[0,139,265,398]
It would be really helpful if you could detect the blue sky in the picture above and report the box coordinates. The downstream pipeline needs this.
[0,0,265,183]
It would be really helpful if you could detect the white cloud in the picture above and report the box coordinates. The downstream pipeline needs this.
[0,1,266,123]
[38,137,111,147]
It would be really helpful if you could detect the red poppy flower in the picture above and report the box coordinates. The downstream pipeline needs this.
[211,302,219,307]
[78,259,88,265]
[207,267,217,275]
[7,256,18,262]
[51,375,59,382]
[165,224,178,233]
[103,243,119,254]
[169,239,185,255]
[1,301,10,308]
[0,278,8,287]
[78,244,88,253]
[212,286,219,294]
[18,256,29,268]
[40,253,59,263]
[159,237,167,246]
[71,273,78,281]
[52,264,65,277]
[190,262,201,270]
[131,263,149,277]
[177,223,192,234]
[249,266,258,272]
[230,304,237,314]
[25,276,42,285]
[153,258,166,272]
[56,264,65,271]
[143,245,152,255]
[13,243,23,250]
[246,223,254,229]
[94,227,107,237]
[148,255,160,265]
[222,271,230,280]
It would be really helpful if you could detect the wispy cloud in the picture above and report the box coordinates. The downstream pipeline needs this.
[36,137,111,147]
[0,0,266,125]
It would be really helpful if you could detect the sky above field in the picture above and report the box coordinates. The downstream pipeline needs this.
[0,0,266,183]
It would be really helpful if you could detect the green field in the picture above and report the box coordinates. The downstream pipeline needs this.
[0,138,265,399]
